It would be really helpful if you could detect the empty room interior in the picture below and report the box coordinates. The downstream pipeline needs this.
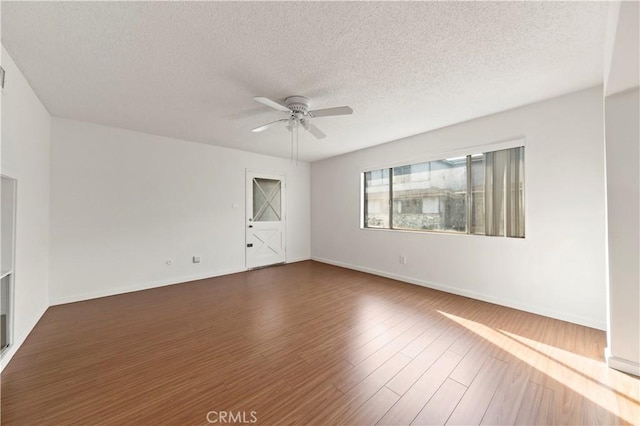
[1,1,639,425]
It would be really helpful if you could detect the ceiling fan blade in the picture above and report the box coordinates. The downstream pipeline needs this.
[309,106,353,118]
[254,97,291,113]
[303,121,327,139]
[252,119,288,133]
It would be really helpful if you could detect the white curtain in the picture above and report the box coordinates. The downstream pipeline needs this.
[484,147,524,237]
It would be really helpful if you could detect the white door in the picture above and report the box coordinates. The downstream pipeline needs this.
[246,171,286,268]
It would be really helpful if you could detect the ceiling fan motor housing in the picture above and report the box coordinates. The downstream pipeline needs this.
[285,96,310,116]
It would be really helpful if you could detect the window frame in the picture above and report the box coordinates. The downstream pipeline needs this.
[360,138,526,238]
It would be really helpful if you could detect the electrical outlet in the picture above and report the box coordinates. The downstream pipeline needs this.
[399,255,407,264]
[193,256,201,263]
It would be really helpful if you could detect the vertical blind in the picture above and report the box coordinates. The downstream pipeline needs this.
[485,147,525,237]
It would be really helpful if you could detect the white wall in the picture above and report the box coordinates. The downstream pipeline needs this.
[312,87,607,329]
[604,88,640,375]
[0,47,51,369]
[603,0,639,376]
[604,2,639,97]
[49,118,310,304]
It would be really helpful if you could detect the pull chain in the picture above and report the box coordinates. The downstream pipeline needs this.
[290,125,294,163]
[287,118,301,165]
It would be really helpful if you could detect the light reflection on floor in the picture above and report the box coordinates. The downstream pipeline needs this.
[439,310,640,425]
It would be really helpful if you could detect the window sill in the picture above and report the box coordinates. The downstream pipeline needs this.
[360,226,525,239]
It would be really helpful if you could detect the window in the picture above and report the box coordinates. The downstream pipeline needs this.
[362,146,525,238]
[392,158,467,232]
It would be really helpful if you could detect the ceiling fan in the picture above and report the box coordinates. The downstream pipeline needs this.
[251,96,353,139]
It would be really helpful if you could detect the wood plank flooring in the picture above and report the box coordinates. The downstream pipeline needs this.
[1,261,638,425]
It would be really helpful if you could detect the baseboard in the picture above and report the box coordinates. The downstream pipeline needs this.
[50,257,311,306]
[287,256,311,264]
[605,348,640,376]
[49,267,248,306]
[1,304,47,372]
[311,256,606,331]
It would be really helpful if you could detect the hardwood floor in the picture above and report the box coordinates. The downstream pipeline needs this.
[1,261,638,425]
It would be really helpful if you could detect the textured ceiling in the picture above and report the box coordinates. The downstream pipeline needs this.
[2,1,609,162]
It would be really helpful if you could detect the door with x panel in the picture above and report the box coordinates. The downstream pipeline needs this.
[246,171,286,268]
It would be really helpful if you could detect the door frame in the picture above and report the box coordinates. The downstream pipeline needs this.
[245,169,287,269]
